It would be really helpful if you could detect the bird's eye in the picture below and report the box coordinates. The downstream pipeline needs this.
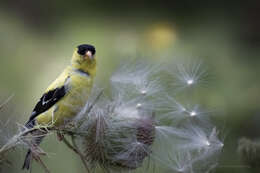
[77,44,96,56]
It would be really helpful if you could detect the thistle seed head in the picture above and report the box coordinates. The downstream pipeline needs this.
[78,108,155,171]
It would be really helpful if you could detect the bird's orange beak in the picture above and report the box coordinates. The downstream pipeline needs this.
[85,51,94,60]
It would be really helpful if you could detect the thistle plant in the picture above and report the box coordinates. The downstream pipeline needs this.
[0,59,223,173]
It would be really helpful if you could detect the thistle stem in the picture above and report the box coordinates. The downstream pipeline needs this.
[0,127,40,156]
[61,135,79,155]
[37,157,51,173]
[71,135,90,173]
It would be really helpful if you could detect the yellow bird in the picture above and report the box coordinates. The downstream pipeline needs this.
[22,44,97,170]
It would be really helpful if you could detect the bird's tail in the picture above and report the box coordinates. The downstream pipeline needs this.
[22,150,32,170]
[22,120,35,170]
[22,119,46,170]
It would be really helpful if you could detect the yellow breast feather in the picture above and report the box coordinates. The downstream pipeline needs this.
[36,66,94,126]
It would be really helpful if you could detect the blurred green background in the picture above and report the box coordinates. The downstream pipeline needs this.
[1,0,260,172]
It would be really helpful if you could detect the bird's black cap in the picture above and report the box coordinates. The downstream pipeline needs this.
[77,44,96,56]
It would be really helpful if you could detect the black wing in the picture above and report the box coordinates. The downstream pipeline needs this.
[25,86,67,127]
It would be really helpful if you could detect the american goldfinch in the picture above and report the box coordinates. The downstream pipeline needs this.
[22,44,97,170]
